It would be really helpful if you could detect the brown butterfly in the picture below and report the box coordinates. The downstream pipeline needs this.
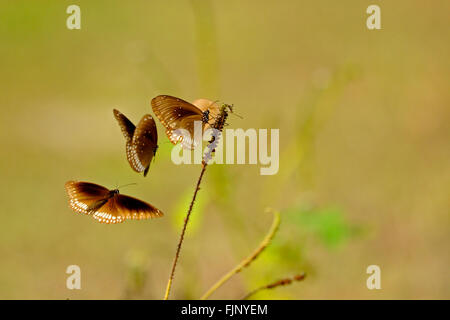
[65,181,163,224]
[151,95,219,150]
[113,109,158,177]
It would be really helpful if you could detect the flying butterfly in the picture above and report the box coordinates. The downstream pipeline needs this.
[65,181,163,224]
[151,95,220,150]
[113,109,158,176]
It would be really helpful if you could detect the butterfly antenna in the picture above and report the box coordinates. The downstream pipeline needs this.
[232,112,243,119]
[229,104,243,119]
[117,182,138,190]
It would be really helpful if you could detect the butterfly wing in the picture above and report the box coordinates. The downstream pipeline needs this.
[129,114,158,176]
[114,110,158,176]
[116,194,163,219]
[151,95,204,149]
[173,115,205,149]
[65,181,111,215]
[93,194,163,224]
[113,109,136,143]
[114,109,138,172]
[192,98,220,129]
[90,195,124,224]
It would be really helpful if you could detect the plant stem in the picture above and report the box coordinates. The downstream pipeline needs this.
[163,162,208,300]
[163,105,228,300]
[241,273,306,300]
[200,210,280,300]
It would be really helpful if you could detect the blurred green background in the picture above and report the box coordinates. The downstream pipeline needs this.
[0,0,448,299]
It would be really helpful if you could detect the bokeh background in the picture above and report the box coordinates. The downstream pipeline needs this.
[0,0,448,299]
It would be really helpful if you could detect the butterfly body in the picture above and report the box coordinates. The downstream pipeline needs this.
[201,110,210,123]
[65,181,163,224]
[113,109,158,176]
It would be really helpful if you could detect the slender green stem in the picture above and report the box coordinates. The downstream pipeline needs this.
[200,210,281,300]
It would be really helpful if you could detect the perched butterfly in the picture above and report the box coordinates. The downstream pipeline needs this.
[113,109,158,176]
[65,181,163,224]
[151,95,219,149]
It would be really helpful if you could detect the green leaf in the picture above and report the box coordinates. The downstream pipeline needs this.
[284,205,356,249]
